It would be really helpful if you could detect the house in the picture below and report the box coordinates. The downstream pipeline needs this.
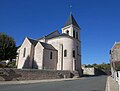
[16,14,82,74]
[110,42,120,77]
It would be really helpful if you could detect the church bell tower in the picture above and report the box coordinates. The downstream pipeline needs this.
[62,13,80,40]
[61,13,82,75]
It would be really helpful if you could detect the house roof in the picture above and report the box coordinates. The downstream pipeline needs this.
[27,37,57,50]
[27,37,38,46]
[37,30,60,40]
[40,42,57,50]
[63,14,80,28]
[48,33,74,40]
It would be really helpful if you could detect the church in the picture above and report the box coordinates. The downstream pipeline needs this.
[16,14,82,73]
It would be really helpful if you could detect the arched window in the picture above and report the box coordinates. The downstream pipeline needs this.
[73,50,75,58]
[73,30,75,38]
[64,50,67,57]
[66,30,69,35]
[23,48,26,57]
[50,52,52,59]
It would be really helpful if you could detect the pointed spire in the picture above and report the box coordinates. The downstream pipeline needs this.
[63,14,80,28]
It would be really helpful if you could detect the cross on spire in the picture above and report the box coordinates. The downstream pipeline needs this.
[70,4,72,15]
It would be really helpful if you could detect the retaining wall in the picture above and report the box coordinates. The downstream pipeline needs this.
[0,68,72,81]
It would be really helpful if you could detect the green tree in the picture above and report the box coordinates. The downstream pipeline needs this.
[0,33,17,61]
[92,63,110,70]
[86,64,93,68]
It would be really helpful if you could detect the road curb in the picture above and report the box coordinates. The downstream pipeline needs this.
[105,76,110,91]
[0,78,80,86]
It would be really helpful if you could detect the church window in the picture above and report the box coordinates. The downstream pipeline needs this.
[76,32,78,39]
[77,46,79,54]
[64,50,67,57]
[50,52,52,59]
[73,50,75,58]
[73,30,75,38]
[66,30,69,35]
[75,60,77,70]
[23,48,26,57]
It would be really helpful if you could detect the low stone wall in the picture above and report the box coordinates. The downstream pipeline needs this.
[82,67,108,76]
[0,68,72,81]
[83,67,95,75]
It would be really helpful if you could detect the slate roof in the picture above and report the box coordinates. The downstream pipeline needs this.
[45,30,60,39]
[37,30,60,40]
[40,42,57,50]
[27,37,57,50]
[48,33,73,39]
[27,37,38,46]
[64,14,80,28]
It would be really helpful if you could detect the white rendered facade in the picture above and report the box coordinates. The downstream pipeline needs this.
[16,14,82,73]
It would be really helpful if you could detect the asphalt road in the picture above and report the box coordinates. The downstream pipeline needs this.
[0,75,107,91]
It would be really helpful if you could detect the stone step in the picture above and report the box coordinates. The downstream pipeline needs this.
[71,71,80,78]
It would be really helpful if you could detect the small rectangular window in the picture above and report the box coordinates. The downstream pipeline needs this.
[76,32,78,39]
[50,52,52,59]
[77,46,79,54]
[64,50,67,57]
[73,50,75,58]
[73,30,75,38]
[23,48,26,57]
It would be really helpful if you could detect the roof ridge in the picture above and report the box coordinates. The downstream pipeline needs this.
[37,30,60,40]
[45,30,60,38]
[27,37,38,46]
[39,42,57,50]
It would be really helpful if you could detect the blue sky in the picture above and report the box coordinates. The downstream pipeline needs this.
[0,0,120,64]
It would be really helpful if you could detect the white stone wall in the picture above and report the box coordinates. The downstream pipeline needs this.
[83,67,95,75]
[17,25,81,73]
[34,42,44,69]
[61,24,81,71]
[47,38,62,70]
[43,49,57,70]
[62,37,74,71]
[47,36,81,71]
[16,48,20,67]
[62,37,81,71]
[62,25,80,40]
[17,37,33,69]
[62,25,73,36]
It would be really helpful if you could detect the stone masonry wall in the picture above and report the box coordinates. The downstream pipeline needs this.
[0,68,71,81]
[83,67,95,75]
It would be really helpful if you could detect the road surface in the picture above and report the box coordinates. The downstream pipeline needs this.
[0,75,107,91]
